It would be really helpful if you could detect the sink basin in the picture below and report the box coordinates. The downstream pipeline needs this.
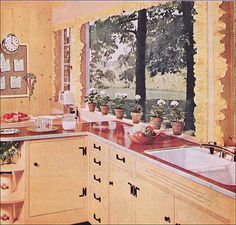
[145,146,235,186]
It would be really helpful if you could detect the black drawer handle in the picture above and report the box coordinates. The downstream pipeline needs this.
[94,158,101,166]
[93,174,101,183]
[93,193,101,202]
[0,214,10,221]
[93,144,101,151]
[116,154,125,163]
[176,223,181,225]
[164,216,171,223]
[109,181,113,186]
[93,213,101,223]
[34,162,39,167]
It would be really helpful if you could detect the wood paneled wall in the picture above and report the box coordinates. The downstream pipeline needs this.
[220,2,235,145]
[0,2,53,115]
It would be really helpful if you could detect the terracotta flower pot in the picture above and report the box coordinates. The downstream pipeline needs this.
[88,102,96,112]
[171,121,184,135]
[150,117,163,129]
[114,108,124,119]
[100,105,109,115]
[131,112,142,124]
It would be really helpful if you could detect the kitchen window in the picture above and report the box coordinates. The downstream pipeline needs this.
[87,2,196,131]
[54,27,72,102]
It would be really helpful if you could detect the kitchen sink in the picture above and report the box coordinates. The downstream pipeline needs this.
[145,146,235,186]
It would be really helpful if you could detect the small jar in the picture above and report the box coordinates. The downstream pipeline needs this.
[62,114,77,130]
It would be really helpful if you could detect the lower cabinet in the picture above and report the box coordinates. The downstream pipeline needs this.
[26,137,87,224]
[88,142,235,225]
[135,176,174,224]
[109,163,135,224]
[175,198,230,225]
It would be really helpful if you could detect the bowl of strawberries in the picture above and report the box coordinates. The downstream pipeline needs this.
[128,125,162,145]
[2,112,30,123]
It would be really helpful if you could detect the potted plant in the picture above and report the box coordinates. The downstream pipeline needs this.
[0,141,20,165]
[169,100,185,135]
[112,93,127,119]
[150,99,166,129]
[98,90,110,115]
[85,88,98,112]
[130,95,143,124]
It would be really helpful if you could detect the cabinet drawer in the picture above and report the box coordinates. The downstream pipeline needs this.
[89,139,109,157]
[89,168,108,189]
[110,148,135,171]
[89,181,109,224]
[0,173,13,197]
[89,209,108,224]
[0,204,14,224]
[89,150,108,172]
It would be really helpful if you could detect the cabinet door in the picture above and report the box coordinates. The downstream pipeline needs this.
[29,138,86,216]
[135,176,174,224]
[175,198,229,225]
[109,163,135,224]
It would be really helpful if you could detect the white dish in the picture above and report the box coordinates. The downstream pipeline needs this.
[26,126,59,133]
[0,128,20,135]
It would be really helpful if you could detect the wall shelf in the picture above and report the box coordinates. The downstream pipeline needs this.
[1,192,24,204]
[1,163,24,173]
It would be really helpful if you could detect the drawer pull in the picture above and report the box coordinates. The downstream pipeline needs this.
[93,174,101,183]
[93,193,101,202]
[175,223,181,225]
[164,216,171,223]
[93,213,101,223]
[116,154,125,163]
[94,158,101,166]
[109,181,113,186]
[0,183,9,190]
[1,214,10,221]
[34,162,39,167]
[93,144,101,151]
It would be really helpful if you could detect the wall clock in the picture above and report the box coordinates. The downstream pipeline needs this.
[1,34,20,54]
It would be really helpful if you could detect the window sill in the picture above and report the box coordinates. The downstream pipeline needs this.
[79,108,134,124]
[78,108,197,143]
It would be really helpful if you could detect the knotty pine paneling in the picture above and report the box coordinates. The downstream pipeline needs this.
[0,2,53,116]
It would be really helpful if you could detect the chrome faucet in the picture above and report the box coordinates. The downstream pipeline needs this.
[200,142,236,162]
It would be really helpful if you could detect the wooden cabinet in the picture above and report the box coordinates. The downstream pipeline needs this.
[175,198,230,225]
[26,137,87,224]
[0,142,26,224]
[88,138,109,224]
[135,158,235,225]
[135,176,174,224]
[87,141,235,225]
[109,163,135,224]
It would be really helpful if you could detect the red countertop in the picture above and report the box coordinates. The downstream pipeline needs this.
[1,120,235,194]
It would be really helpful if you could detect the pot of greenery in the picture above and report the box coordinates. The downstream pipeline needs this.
[0,141,21,165]
[130,95,143,124]
[112,93,127,119]
[169,100,185,135]
[85,88,98,112]
[150,99,166,129]
[98,90,110,115]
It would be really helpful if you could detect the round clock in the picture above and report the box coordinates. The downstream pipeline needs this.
[1,34,20,54]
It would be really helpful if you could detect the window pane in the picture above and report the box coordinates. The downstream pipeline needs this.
[89,2,195,131]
